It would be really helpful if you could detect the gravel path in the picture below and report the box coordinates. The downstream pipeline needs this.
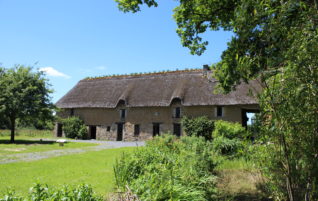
[0,140,145,164]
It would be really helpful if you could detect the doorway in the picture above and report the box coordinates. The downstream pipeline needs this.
[241,109,260,128]
[153,123,160,137]
[173,123,181,137]
[57,123,63,137]
[90,126,96,139]
[117,123,124,141]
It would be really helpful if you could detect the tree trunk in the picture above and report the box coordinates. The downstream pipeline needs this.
[10,117,15,143]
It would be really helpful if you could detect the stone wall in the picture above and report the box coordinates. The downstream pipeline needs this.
[55,104,259,141]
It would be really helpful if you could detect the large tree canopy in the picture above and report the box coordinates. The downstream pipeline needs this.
[115,0,318,91]
[0,65,54,142]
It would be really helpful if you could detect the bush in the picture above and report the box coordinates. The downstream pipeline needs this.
[212,120,247,140]
[114,135,218,201]
[0,183,102,201]
[62,117,87,139]
[212,121,248,157]
[181,116,214,140]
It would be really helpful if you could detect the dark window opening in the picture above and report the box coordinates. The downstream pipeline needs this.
[70,109,74,116]
[90,126,96,139]
[57,123,63,137]
[153,123,160,137]
[173,123,181,137]
[174,107,181,118]
[134,124,140,136]
[107,126,111,131]
[117,123,124,141]
[217,106,223,117]
[120,109,126,119]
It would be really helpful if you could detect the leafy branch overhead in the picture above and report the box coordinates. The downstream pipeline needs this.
[115,0,318,92]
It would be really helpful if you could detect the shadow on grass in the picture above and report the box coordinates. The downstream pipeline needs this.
[0,139,56,145]
[218,192,273,201]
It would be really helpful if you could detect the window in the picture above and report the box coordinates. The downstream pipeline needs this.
[217,106,223,117]
[134,124,140,136]
[107,126,111,131]
[174,107,181,118]
[120,109,126,119]
[70,108,74,116]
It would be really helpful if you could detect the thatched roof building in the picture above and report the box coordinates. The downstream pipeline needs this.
[55,68,260,141]
[56,69,259,109]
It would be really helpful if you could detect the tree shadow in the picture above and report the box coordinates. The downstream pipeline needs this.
[217,192,273,201]
[0,139,56,145]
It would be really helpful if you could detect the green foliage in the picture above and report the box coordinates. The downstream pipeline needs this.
[254,66,318,200]
[62,116,87,139]
[114,135,218,201]
[0,65,54,142]
[181,116,214,140]
[212,120,247,140]
[212,136,244,158]
[212,121,248,158]
[0,183,103,201]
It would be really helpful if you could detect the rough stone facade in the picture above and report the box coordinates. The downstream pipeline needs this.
[55,103,259,141]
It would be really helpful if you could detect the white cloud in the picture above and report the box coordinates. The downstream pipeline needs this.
[39,67,71,79]
[96,66,106,70]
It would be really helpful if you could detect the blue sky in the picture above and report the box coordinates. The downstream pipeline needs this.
[0,0,233,103]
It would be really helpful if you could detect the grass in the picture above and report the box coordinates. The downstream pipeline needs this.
[0,129,97,157]
[0,147,136,198]
[0,138,96,156]
[0,129,56,139]
[216,158,271,201]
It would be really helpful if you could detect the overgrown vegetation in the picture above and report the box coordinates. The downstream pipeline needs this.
[211,120,248,158]
[181,116,214,140]
[0,183,102,201]
[61,116,87,139]
[114,135,218,201]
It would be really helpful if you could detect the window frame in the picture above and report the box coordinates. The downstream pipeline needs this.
[120,109,126,119]
[174,107,181,118]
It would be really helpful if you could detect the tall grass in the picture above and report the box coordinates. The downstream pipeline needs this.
[114,135,218,201]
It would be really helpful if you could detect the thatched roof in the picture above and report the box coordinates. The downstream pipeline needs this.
[56,69,260,108]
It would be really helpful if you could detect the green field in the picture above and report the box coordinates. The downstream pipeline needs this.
[0,139,96,157]
[0,147,135,198]
[0,129,56,139]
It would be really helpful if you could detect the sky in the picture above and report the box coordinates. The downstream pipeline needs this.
[0,0,233,103]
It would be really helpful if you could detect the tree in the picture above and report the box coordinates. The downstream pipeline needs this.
[0,65,54,143]
[115,1,318,200]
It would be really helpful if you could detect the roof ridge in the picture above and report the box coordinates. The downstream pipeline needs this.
[83,69,202,81]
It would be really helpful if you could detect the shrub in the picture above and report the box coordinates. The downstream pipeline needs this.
[0,183,102,201]
[181,116,214,140]
[62,117,87,139]
[114,135,218,201]
[212,120,247,140]
[212,120,248,157]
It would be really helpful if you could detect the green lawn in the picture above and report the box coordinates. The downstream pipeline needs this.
[0,137,97,157]
[0,147,135,198]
